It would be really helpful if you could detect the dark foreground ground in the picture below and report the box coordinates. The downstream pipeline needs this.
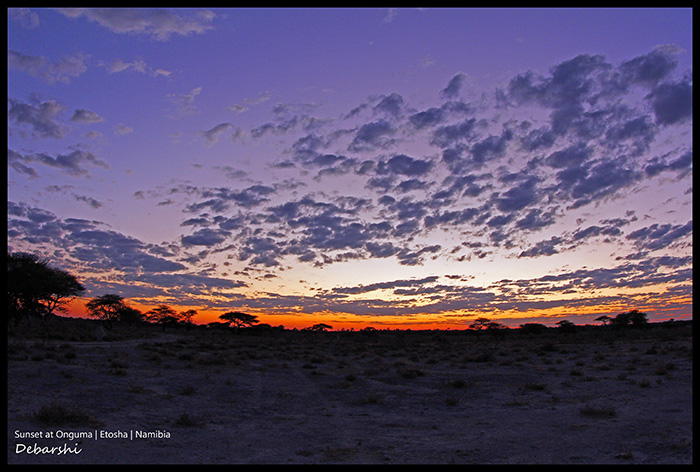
[6,318,693,464]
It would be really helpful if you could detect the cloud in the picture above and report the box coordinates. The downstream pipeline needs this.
[647,78,693,125]
[8,8,40,28]
[8,49,88,84]
[8,96,69,139]
[7,45,692,320]
[348,120,395,151]
[166,86,203,117]
[644,150,692,177]
[373,92,406,118]
[430,118,478,149]
[441,73,468,99]
[73,194,104,209]
[198,123,235,145]
[8,148,109,177]
[56,8,217,41]
[619,45,682,88]
[114,123,134,135]
[627,221,692,251]
[181,228,231,247]
[100,57,172,77]
[70,109,105,123]
[377,154,433,177]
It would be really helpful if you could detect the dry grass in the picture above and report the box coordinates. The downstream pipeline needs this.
[7,317,693,464]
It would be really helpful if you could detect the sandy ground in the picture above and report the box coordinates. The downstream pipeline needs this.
[6,325,693,464]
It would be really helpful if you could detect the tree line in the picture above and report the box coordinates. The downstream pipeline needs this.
[8,251,654,334]
[8,252,334,333]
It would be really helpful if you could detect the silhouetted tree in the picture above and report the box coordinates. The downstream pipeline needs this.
[305,323,333,332]
[118,306,144,324]
[556,319,576,334]
[86,294,129,329]
[219,311,258,331]
[180,309,197,325]
[595,315,612,326]
[486,321,506,340]
[611,310,648,329]
[7,252,84,328]
[520,323,547,335]
[147,305,180,331]
[469,317,491,338]
[628,310,648,328]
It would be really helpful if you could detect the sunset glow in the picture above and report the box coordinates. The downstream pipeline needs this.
[8,8,692,330]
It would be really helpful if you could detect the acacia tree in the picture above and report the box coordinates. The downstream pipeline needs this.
[469,317,491,338]
[219,311,259,331]
[556,319,576,334]
[612,310,648,329]
[86,294,129,328]
[7,252,84,327]
[147,305,181,331]
[305,323,333,332]
[180,309,197,327]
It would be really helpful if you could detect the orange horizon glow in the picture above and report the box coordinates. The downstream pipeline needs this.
[64,297,693,331]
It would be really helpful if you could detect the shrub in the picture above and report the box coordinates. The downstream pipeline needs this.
[445,396,459,406]
[398,367,424,379]
[360,392,384,405]
[522,382,547,391]
[173,413,204,427]
[179,386,197,395]
[579,403,617,418]
[33,403,100,427]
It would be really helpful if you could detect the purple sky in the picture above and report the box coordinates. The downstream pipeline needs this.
[7,8,693,328]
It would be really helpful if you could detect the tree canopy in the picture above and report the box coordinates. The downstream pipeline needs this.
[86,294,129,325]
[219,311,259,330]
[8,252,84,326]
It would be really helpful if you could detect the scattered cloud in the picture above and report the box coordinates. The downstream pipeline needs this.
[8,49,89,84]
[56,8,217,41]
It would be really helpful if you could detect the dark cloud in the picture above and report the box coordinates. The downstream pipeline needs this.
[377,154,433,177]
[470,129,513,164]
[515,208,557,231]
[644,151,692,177]
[70,109,104,123]
[430,118,478,148]
[8,97,68,139]
[348,120,395,151]
[186,185,276,213]
[518,236,563,258]
[198,122,238,145]
[570,159,637,205]
[373,92,405,118]
[493,177,540,212]
[333,276,440,295]
[627,221,692,251]
[545,143,592,168]
[619,45,681,88]
[8,49,88,84]
[603,115,656,155]
[441,73,467,99]
[8,202,187,276]
[181,228,230,247]
[8,148,109,177]
[409,107,445,129]
[647,78,693,125]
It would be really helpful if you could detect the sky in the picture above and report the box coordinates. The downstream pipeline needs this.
[7,8,693,329]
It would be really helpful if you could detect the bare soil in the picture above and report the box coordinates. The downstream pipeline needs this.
[6,320,693,464]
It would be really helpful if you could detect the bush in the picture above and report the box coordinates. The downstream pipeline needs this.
[579,403,617,418]
[33,402,101,427]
